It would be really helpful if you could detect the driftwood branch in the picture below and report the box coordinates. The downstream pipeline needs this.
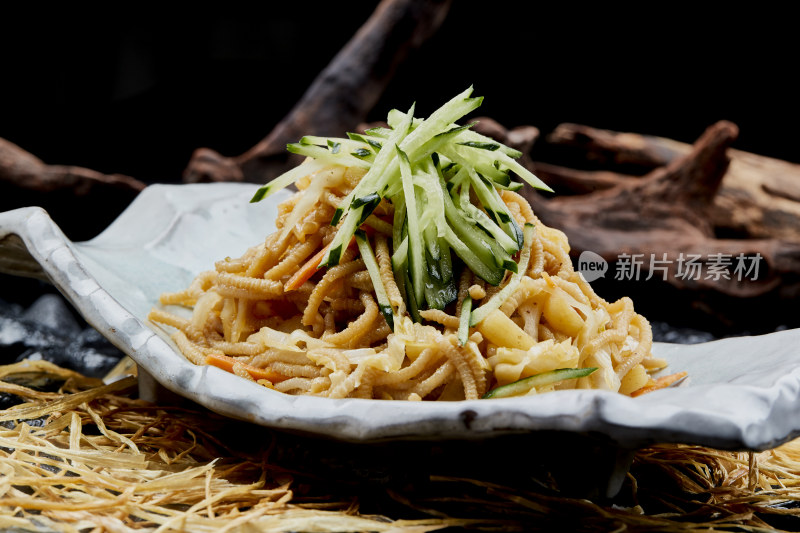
[541,123,800,241]
[527,122,736,258]
[0,138,145,240]
[476,119,800,332]
[182,0,453,185]
[0,138,145,197]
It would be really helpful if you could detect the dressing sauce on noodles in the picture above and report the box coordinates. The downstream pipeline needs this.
[148,164,674,400]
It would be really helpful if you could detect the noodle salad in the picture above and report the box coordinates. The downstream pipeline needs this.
[149,87,683,400]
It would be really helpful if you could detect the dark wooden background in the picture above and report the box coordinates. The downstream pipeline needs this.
[1,4,795,186]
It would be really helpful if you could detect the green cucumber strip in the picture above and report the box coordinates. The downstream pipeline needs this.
[417,160,449,239]
[423,223,441,261]
[287,143,371,169]
[382,176,403,200]
[326,88,480,268]
[387,109,523,159]
[492,149,553,193]
[323,202,371,266]
[324,240,345,267]
[495,180,524,192]
[426,279,457,311]
[351,147,374,160]
[402,269,422,323]
[457,171,471,205]
[391,196,406,252]
[442,143,511,189]
[397,87,482,157]
[447,140,552,192]
[330,206,344,227]
[386,108,420,129]
[363,126,393,138]
[423,249,444,310]
[300,135,348,147]
[416,191,436,247]
[351,194,382,226]
[322,103,416,267]
[458,141,500,151]
[391,234,409,271]
[470,223,536,326]
[444,206,503,275]
[485,169,512,188]
[250,159,326,203]
[453,184,520,254]
[457,294,473,346]
[346,104,416,208]
[438,175,511,285]
[500,258,519,272]
[352,192,381,209]
[435,143,510,183]
[358,203,380,225]
[447,166,470,193]
[448,196,517,272]
[364,91,481,208]
[438,237,454,284]
[396,146,426,306]
[483,367,598,399]
[414,122,476,161]
[355,230,394,331]
[456,128,524,159]
[251,89,541,205]
[391,233,410,314]
[422,246,457,310]
[442,224,504,286]
[346,132,383,151]
[440,160,459,178]
[300,135,377,160]
[467,168,524,248]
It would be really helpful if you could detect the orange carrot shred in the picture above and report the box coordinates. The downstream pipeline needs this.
[284,243,330,292]
[283,230,369,293]
[205,353,289,383]
[631,371,688,397]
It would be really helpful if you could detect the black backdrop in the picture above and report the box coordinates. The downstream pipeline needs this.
[2,3,796,186]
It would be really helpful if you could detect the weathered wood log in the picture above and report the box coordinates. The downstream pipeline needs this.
[531,162,629,195]
[525,121,737,253]
[0,137,146,240]
[0,137,145,196]
[484,120,800,332]
[542,123,800,241]
[182,0,453,185]
[545,122,682,170]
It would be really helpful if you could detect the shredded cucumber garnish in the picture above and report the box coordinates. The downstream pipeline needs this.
[457,295,473,346]
[251,87,552,323]
[250,159,326,203]
[355,229,395,331]
[483,367,598,399]
[469,223,536,327]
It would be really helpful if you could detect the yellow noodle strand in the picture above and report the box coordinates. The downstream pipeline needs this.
[150,162,660,400]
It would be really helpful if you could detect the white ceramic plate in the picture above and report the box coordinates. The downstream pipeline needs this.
[3,183,800,454]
